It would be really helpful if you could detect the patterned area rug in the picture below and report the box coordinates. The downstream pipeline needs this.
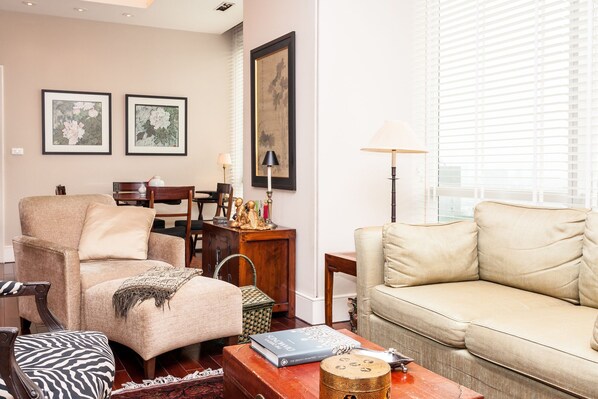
[111,368,223,399]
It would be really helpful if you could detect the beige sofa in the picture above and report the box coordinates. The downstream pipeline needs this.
[355,201,598,399]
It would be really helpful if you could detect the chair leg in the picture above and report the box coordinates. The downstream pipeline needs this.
[144,357,156,379]
[20,317,31,335]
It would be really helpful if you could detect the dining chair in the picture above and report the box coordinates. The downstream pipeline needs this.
[175,183,234,259]
[149,186,195,267]
[113,181,165,229]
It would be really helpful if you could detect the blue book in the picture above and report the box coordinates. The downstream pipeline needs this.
[249,325,361,367]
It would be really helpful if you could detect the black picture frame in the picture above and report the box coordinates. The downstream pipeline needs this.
[42,89,112,155]
[251,32,296,190]
[125,94,188,156]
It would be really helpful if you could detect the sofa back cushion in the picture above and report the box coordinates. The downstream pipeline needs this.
[580,212,598,308]
[475,201,586,303]
[19,194,116,249]
[383,221,479,287]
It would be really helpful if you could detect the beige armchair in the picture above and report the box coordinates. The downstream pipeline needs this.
[13,194,243,379]
[12,194,185,331]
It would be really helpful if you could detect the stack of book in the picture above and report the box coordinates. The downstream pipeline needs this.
[249,325,361,367]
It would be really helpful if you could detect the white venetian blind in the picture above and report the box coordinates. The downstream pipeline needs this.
[230,23,244,198]
[417,0,598,221]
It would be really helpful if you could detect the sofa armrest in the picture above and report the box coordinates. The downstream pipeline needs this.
[12,235,81,330]
[147,232,186,268]
[354,226,385,340]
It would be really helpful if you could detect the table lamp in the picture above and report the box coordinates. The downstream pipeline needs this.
[361,120,427,223]
[262,150,279,229]
[217,153,232,183]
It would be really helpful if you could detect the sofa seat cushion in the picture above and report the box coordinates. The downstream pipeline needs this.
[370,280,571,348]
[80,259,172,291]
[0,330,114,399]
[465,306,598,399]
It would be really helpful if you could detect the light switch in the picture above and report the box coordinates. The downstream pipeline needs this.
[11,148,24,155]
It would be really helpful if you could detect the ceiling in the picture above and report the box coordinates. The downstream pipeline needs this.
[0,0,243,34]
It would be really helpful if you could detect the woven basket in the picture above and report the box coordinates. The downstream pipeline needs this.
[213,254,275,344]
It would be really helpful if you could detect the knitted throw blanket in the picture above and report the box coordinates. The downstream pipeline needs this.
[112,266,201,318]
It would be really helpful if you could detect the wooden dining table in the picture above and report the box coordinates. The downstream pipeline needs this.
[113,190,217,220]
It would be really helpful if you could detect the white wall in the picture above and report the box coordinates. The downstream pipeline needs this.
[244,0,423,324]
[243,1,318,319]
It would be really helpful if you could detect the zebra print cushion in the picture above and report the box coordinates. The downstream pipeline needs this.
[0,281,23,296]
[0,330,114,399]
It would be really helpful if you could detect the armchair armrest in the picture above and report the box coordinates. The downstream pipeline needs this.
[147,232,186,268]
[1,281,64,332]
[354,226,385,340]
[0,281,63,399]
[12,235,81,330]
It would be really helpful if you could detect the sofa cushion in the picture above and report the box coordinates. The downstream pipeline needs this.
[475,201,586,303]
[369,280,571,348]
[78,202,156,261]
[592,315,598,351]
[80,259,172,291]
[465,306,598,399]
[580,212,598,308]
[382,221,478,287]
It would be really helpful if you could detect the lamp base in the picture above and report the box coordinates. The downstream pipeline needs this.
[265,220,278,230]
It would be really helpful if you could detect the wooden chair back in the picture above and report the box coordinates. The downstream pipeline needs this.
[148,186,194,266]
[215,183,234,220]
[113,181,146,192]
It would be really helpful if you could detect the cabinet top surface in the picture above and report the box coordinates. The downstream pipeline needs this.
[204,221,295,233]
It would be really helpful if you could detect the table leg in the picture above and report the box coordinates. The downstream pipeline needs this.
[325,262,334,327]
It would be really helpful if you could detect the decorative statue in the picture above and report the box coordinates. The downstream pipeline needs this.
[230,197,248,227]
[231,199,270,230]
[240,200,268,230]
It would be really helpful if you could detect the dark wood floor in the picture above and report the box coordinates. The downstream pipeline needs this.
[0,261,351,390]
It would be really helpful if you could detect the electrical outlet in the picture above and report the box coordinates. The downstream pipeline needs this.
[11,148,24,155]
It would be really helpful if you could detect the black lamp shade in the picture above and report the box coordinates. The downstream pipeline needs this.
[261,150,280,166]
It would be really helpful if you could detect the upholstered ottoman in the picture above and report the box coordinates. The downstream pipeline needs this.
[83,275,242,378]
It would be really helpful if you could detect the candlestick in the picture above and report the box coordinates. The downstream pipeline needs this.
[265,190,277,229]
[267,166,272,192]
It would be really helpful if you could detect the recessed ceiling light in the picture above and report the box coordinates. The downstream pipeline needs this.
[74,7,87,12]
[216,2,234,12]
[22,1,36,6]
[122,13,134,17]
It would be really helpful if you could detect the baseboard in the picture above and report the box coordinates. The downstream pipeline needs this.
[294,291,355,325]
[3,245,14,263]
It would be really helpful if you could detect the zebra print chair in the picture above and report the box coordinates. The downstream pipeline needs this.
[0,280,114,399]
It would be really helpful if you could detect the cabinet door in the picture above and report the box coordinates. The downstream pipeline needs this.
[241,238,289,313]
[203,228,235,280]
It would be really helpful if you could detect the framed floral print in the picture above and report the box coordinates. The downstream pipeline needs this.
[42,90,112,154]
[125,94,187,156]
[250,32,296,191]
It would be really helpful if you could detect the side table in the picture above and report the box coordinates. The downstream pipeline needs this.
[324,252,356,327]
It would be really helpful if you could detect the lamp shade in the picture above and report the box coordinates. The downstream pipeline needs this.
[217,152,232,166]
[261,150,280,166]
[362,120,427,153]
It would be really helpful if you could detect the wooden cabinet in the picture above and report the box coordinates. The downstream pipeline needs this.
[202,222,296,317]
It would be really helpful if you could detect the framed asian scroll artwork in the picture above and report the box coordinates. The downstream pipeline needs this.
[125,94,187,156]
[42,90,112,154]
[251,32,296,190]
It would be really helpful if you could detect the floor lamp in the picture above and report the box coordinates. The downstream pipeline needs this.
[217,153,232,183]
[362,120,427,223]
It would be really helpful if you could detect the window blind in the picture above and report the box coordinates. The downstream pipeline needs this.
[417,0,598,221]
[230,23,244,198]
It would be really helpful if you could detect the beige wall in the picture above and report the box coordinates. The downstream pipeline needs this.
[0,11,232,251]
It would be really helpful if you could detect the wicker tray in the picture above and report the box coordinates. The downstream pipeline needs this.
[213,254,275,343]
